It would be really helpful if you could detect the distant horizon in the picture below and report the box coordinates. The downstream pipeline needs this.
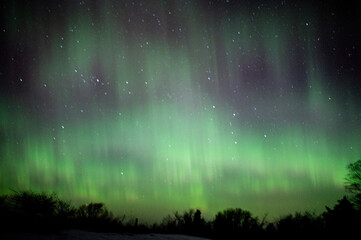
[0,185,348,223]
[1,0,360,225]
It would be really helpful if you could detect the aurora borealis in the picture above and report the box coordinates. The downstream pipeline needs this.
[1,0,360,222]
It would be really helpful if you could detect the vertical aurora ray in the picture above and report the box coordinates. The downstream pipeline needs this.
[1,0,360,221]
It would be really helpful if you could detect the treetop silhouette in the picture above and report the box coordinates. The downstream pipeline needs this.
[345,159,361,210]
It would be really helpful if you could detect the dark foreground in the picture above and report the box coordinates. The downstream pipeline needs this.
[1,230,211,240]
[1,191,361,239]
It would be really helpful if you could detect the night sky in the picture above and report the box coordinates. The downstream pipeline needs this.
[1,0,361,222]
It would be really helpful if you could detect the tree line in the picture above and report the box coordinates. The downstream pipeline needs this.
[1,160,360,238]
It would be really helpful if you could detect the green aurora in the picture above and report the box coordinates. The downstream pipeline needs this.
[0,1,360,222]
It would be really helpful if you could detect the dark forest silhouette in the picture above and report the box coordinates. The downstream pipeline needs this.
[1,160,361,238]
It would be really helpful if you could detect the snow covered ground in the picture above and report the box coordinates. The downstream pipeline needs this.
[1,229,212,240]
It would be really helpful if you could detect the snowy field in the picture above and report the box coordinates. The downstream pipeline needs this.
[0,229,212,240]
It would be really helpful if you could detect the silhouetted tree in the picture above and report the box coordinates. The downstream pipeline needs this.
[159,209,207,236]
[213,208,261,239]
[193,209,205,230]
[264,222,276,235]
[0,191,128,233]
[345,159,361,210]
[54,197,76,227]
[0,191,77,232]
[182,208,194,232]
[276,211,323,236]
[9,191,60,232]
[183,209,206,235]
[323,196,360,235]
[76,202,121,231]
[160,214,178,233]
[5,190,361,237]
[0,195,12,232]
[77,203,108,219]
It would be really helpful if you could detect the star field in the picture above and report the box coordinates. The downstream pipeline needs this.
[0,0,361,221]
